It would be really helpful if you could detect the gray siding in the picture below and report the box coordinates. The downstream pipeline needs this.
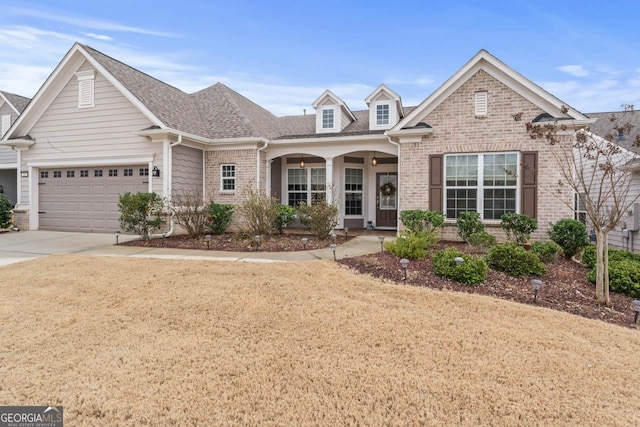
[172,144,203,195]
[19,61,163,204]
[607,174,640,253]
[0,102,18,164]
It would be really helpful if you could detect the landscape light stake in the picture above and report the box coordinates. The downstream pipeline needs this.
[330,243,337,261]
[632,300,640,324]
[254,235,261,252]
[400,258,409,281]
[454,257,464,266]
[162,231,167,248]
[331,233,337,243]
[378,236,385,252]
[115,231,120,245]
[205,234,212,250]
[531,279,543,304]
[301,237,308,250]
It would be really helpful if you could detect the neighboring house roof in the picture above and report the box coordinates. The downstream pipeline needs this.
[587,110,640,155]
[0,91,30,114]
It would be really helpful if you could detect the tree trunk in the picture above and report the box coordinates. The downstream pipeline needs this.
[595,229,605,304]
[603,232,611,307]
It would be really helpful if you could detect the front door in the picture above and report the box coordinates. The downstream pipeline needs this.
[376,172,397,228]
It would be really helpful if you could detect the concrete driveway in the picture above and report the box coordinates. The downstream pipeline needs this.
[0,230,137,267]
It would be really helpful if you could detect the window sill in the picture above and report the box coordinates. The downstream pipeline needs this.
[444,220,502,227]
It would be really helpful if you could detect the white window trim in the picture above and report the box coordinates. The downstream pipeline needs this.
[286,166,327,206]
[220,164,236,192]
[76,70,95,108]
[443,152,520,221]
[344,167,364,217]
[1,115,11,136]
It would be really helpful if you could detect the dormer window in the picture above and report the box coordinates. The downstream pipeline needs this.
[322,108,334,129]
[76,70,95,108]
[376,104,390,125]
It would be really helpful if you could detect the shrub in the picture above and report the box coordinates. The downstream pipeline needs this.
[206,203,234,235]
[486,243,547,277]
[170,191,207,238]
[457,211,484,242]
[466,231,496,254]
[236,188,279,236]
[400,210,445,233]
[118,192,164,240]
[548,219,589,259]
[0,193,12,229]
[432,247,488,285]
[587,259,640,298]
[297,201,339,239]
[530,241,563,263]
[582,246,640,270]
[500,213,537,246]
[384,231,438,260]
[274,204,296,234]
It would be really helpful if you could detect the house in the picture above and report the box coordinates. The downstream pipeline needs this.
[0,91,31,206]
[0,43,595,240]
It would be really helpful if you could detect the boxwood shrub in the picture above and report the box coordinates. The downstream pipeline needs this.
[530,241,562,263]
[582,246,640,270]
[486,243,547,277]
[587,259,640,298]
[432,247,488,286]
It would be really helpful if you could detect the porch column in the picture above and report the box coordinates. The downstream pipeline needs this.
[265,159,272,197]
[325,157,333,204]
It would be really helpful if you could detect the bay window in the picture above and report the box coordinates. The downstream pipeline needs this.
[445,152,518,220]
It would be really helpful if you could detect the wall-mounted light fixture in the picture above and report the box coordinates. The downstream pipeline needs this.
[21,171,28,178]
[152,166,160,177]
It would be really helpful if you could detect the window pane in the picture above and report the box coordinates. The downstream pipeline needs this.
[446,189,477,219]
[322,109,334,128]
[446,155,478,187]
[345,193,362,215]
[288,168,308,206]
[376,104,389,125]
[483,188,516,220]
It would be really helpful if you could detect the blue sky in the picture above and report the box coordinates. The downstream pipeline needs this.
[1,0,639,116]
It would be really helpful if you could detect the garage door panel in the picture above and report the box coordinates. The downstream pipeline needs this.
[39,166,149,232]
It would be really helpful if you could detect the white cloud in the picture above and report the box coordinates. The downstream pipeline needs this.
[385,76,434,87]
[557,65,590,77]
[82,32,114,41]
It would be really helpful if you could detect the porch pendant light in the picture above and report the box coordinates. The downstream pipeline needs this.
[371,152,378,167]
[300,155,305,168]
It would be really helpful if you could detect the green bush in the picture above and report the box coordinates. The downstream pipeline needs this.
[582,246,640,270]
[0,193,12,229]
[274,204,297,234]
[587,259,640,298]
[466,231,496,254]
[548,219,589,259]
[486,243,547,277]
[457,211,484,242]
[170,190,207,238]
[500,213,537,246]
[400,210,445,233]
[384,231,438,260]
[432,247,488,285]
[206,203,234,235]
[118,192,164,240]
[237,188,279,236]
[530,241,562,263]
[297,201,339,239]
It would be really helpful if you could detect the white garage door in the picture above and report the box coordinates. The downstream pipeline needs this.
[39,166,150,232]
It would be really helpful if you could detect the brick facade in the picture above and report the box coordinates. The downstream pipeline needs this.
[400,70,573,241]
[12,209,29,231]
[204,148,263,205]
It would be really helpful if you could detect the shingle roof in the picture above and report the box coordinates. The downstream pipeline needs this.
[587,111,640,154]
[0,91,30,113]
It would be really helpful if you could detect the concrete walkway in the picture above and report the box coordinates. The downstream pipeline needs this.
[0,230,391,266]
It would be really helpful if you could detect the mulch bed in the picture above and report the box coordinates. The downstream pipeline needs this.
[339,241,637,329]
[123,234,637,329]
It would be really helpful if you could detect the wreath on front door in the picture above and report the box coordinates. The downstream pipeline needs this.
[380,181,396,197]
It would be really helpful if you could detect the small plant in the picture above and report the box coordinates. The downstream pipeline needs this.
[456,211,484,242]
[530,241,563,263]
[383,231,438,260]
[274,204,297,234]
[500,213,537,246]
[548,219,590,259]
[400,210,445,233]
[296,201,339,239]
[466,231,496,254]
[587,259,640,298]
[206,202,234,235]
[486,243,547,277]
[118,192,164,240]
[236,188,279,236]
[432,247,488,285]
[0,193,12,229]
[170,190,207,238]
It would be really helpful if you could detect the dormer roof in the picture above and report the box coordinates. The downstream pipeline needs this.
[312,89,356,122]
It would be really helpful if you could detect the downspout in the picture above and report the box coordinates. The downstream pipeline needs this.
[151,134,182,239]
[388,136,401,231]
[256,139,269,190]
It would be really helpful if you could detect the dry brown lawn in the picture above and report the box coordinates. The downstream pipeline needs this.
[1,255,639,426]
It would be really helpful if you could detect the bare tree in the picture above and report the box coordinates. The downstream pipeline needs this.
[517,105,640,306]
